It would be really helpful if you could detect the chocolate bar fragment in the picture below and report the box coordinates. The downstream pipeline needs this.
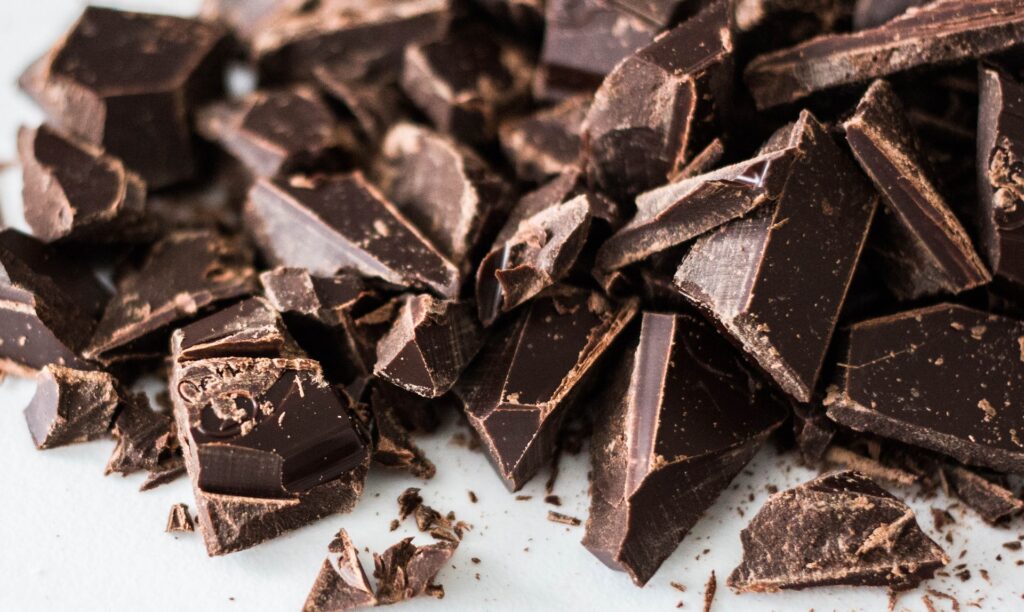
[943,465,1024,524]
[728,471,947,592]
[373,538,456,605]
[245,173,460,298]
[174,297,295,362]
[85,231,256,364]
[674,111,878,402]
[582,0,734,199]
[166,503,195,533]
[844,80,990,299]
[499,95,589,183]
[583,311,786,586]
[314,63,405,144]
[303,529,377,611]
[18,124,148,243]
[826,304,1024,473]
[744,0,1024,109]
[375,294,482,398]
[453,288,638,490]
[24,365,119,449]
[19,7,228,187]
[106,392,176,476]
[377,123,509,264]
[853,0,927,30]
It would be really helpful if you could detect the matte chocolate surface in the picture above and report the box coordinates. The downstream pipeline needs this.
[24,365,119,449]
[303,529,378,611]
[499,95,589,183]
[943,464,1024,524]
[373,538,456,604]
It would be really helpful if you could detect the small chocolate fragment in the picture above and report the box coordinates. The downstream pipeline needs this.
[245,173,460,298]
[24,365,118,449]
[106,392,176,476]
[166,503,195,533]
[303,529,378,612]
[943,465,1024,524]
[499,95,589,183]
[454,288,637,490]
[314,63,404,144]
[19,7,228,187]
[745,0,1024,109]
[728,471,948,592]
[18,124,148,243]
[826,304,1024,474]
[674,111,878,402]
[844,80,989,299]
[853,0,927,30]
[373,538,457,605]
[583,312,786,585]
[398,487,424,521]
[174,297,295,361]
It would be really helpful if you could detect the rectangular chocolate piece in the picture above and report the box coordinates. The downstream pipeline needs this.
[499,95,589,183]
[24,365,119,449]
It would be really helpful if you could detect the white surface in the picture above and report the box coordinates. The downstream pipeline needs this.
[0,2,1022,611]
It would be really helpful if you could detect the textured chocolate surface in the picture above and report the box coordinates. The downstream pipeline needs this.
[303,529,377,611]
[24,365,119,449]
[499,95,589,183]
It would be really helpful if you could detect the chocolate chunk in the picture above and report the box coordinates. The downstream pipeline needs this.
[106,392,176,476]
[373,538,456,605]
[674,111,878,402]
[853,0,928,30]
[374,294,482,398]
[18,124,149,243]
[826,304,1024,473]
[583,311,786,585]
[728,471,948,592]
[499,95,589,183]
[303,529,378,611]
[85,231,256,364]
[24,365,119,449]
[744,0,1024,109]
[454,288,638,490]
[245,173,460,298]
[369,383,436,479]
[943,464,1024,524]
[313,63,404,144]
[844,80,989,299]
[174,297,295,361]
[376,123,509,264]
[582,0,734,199]
[19,7,228,187]
[166,503,195,533]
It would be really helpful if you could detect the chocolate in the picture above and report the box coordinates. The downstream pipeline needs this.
[454,288,637,490]
[166,503,195,533]
[736,0,853,40]
[942,465,1024,524]
[582,0,734,199]
[245,173,460,298]
[18,124,148,243]
[373,538,457,605]
[583,311,786,585]
[303,529,377,611]
[106,392,176,476]
[744,0,1024,109]
[674,111,878,402]
[853,0,928,30]
[24,365,119,449]
[499,95,589,183]
[728,471,948,592]
[844,80,989,299]
[823,447,919,487]
[19,7,228,187]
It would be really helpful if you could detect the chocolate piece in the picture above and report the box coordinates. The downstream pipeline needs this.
[744,0,1024,109]
[24,365,118,449]
[85,231,256,364]
[499,95,589,183]
[174,297,294,361]
[826,304,1024,473]
[583,312,785,585]
[674,111,878,402]
[728,471,948,592]
[943,465,1024,524]
[377,123,509,263]
[19,7,228,187]
[166,503,195,533]
[374,294,482,398]
[582,0,734,199]
[245,173,460,298]
[18,124,148,243]
[106,392,176,476]
[454,288,637,490]
[314,63,404,143]
[303,529,378,611]
[853,0,927,30]
[373,538,457,605]
[497,167,617,247]
[844,80,989,299]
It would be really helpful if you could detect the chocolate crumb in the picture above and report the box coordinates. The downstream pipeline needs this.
[398,488,423,521]
[515,495,532,501]
[390,520,400,532]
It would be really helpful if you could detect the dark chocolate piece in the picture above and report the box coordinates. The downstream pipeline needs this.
[174,297,295,361]
[454,288,637,490]
[106,392,176,476]
[499,95,589,183]
[373,538,457,605]
[166,503,195,533]
[674,111,878,402]
[744,0,1024,109]
[728,471,948,592]
[853,0,927,30]
[303,529,378,611]
[583,312,786,585]
[24,365,118,449]
[18,124,148,243]
[943,465,1024,524]
[19,7,228,187]
[582,0,734,199]
[245,173,460,298]
[827,304,1024,473]
[314,63,404,144]
[844,80,989,299]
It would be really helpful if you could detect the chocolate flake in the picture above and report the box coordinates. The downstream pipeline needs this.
[702,571,716,612]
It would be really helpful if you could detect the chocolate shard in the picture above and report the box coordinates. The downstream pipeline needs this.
[373,538,457,605]
[728,471,948,592]
[582,0,734,199]
[313,63,405,144]
[106,392,176,476]
[453,288,638,490]
[374,294,483,398]
[843,80,990,299]
[18,124,149,243]
[24,365,119,449]
[18,7,228,187]
[853,0,928,29]
[245,173,460,298]
[174,297,296,362]
[499,95,589,183]
[303,529,378,612]
[942,464,1024,524]
[744,0,1024,110]
[376,123,510,264]
[826,304,1024,474]
[583,311,786,586]
[85,231,256,364]
[674,111,878,402]
[166,503,195,533]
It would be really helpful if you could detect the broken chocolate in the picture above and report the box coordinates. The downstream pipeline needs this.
[499,95,589,183]
[373,538,457,605]
[943,464,1024,524]
[303,529,378,611]
[166,503,195,533]
[24,364,119,449]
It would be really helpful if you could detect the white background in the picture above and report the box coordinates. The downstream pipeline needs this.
[0,2,1021,610]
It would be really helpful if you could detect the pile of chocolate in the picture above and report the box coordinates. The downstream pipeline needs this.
[11,0,1024,607]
